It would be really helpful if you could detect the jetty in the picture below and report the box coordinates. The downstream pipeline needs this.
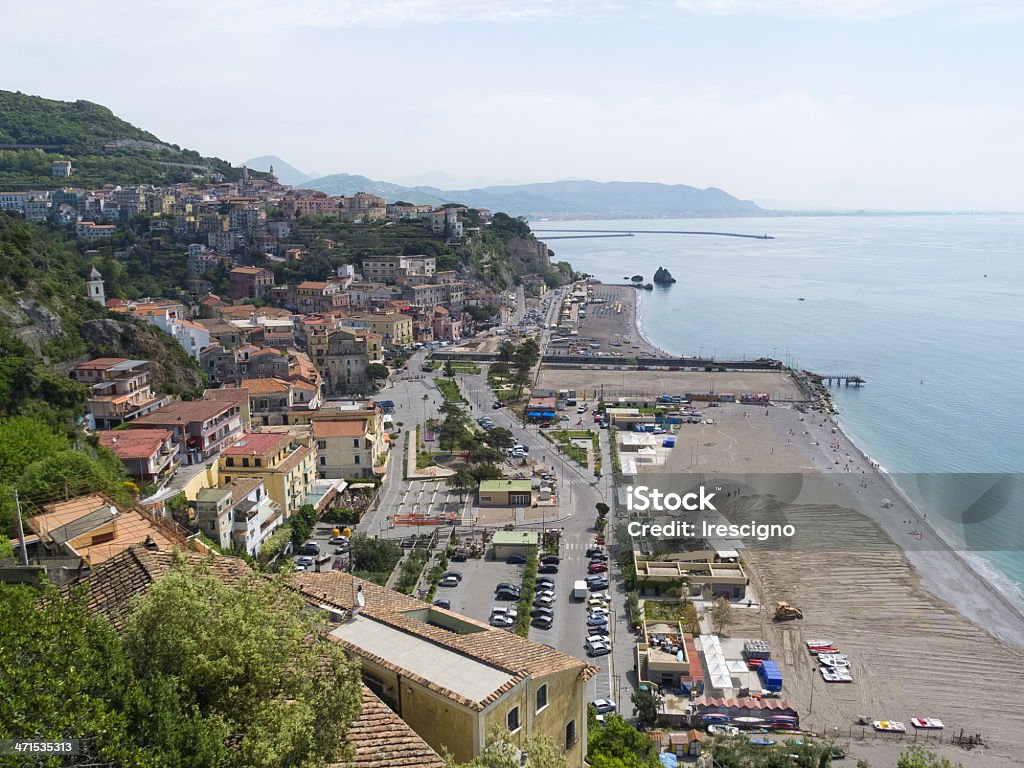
[812,373,865,387]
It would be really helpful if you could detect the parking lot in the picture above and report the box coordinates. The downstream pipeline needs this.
[437,556,527,625]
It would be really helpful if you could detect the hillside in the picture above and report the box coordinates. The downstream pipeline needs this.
[304,173,762,218]
[0,90,249,189]
[0,213,204,413]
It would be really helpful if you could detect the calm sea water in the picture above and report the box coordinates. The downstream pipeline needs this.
[537,215,1024,599]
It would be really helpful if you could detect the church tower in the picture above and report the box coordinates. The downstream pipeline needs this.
[87,266,106,305]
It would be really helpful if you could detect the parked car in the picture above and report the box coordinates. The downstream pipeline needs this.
[586,615,609,627]
[432,598,451,609]
[492,401,503,409]
[506,554,528,565]
[439,575,459,587]
[298,542,320,556]
[531,615,554,630]
[585,641,611,657]
[294,556,315,567]
[490,615,514,628]
[530,607,555,619]
[328,536,348,546]
[450,551,468,562]
[539,422,552,429]
[586,547,605,558]
[538,564,559,574]
[496,583,521,594]
[588,608,610,618]
[587,625,610,637]
[495,589,519,601]
[534,589,556,600]
[589,552,608,562]
[535,577,555,587]
[591,698,617,714]
[588,562,608,574]
[587,577,610,590]
[540,555,560,565]
[442,570,463,582]
[533,595,556,608]
[560,415,570,421]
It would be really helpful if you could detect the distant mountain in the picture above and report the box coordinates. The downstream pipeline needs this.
[0,89,247,188]
[303,173,761,218]
[243,155,315,186]
[303,173,449,207]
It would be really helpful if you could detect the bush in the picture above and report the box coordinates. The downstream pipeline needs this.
[515,547,538,637]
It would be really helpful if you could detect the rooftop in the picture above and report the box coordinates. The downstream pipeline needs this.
[312,420,368,438]
[98,429,172,460]
[222,432,292,457]
[492,531,539,546]
[478,480,532,493]
[132,399,238,425]
[239,377,291,395]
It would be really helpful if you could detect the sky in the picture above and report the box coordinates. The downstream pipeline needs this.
[4,0,1024,209]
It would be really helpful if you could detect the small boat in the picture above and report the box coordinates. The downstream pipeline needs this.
[702,713,729,723]
[873,721,907,734]
[768,716,798,723]
[707,724,739,736]
[797,297,805,301]
[734,717,765,725]
[911,718,945,730]
[805,639,833,648]
[820,668,853,683]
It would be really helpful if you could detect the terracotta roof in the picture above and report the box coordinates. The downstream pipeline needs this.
[98,429,172,460]
[312,420,367,438]
[276,444,312,474]
[228,477,263,503]
[132,399,238,425]
[76,357,129,370]
[230,266,269,275]
[340,687,445,768]
[240,377,291,395]
[222,432,292,457]
[289,572,598,710]
[203,387,248,404]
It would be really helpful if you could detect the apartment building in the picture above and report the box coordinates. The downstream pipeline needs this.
[308,327,371,396]
[218,432,317,516]
[290,280,348,314]
[200,344,290,385]
[339,311,414,348]
[361,255,436,284]
[312,417,385,479]
[228,266,275,301]
[431,306,463,342]
[129,399,244,465]
[98,429,179,486]
[195,477,282,557]
[71,357,169,430]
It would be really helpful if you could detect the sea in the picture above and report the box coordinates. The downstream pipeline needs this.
[534,214,1024,604]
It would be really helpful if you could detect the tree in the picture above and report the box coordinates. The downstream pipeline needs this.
[483,427,515,450]
[366,362,390,381]
[122,560,363,768]
[896,747,962,768]
[0,582,155,766]
[586,714,659,768]
[709,597,735,634]
[447,733,566,768]
[446,468,477,502]
[595,502,610,518]
[444,358,455,379]
[631,689,662,728]
[0,415,70,485]
[349,534,403,572]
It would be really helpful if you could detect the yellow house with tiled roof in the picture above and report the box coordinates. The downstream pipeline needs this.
[290,571,598,766]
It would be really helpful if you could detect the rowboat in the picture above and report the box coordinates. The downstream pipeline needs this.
[702,713,729,723]
[873,721,907,733]
[820,668,853,683]
[805,639,833,648]
[734,717,765,725]
[911,718,944,730]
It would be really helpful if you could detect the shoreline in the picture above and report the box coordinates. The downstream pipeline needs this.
[616,283,1024,648]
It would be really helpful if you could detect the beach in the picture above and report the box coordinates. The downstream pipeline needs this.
[564,283,1024,762]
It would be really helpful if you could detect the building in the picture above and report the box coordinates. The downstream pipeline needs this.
[312,417,385,479]
[491,531,539,560]
[229,376,321,426]
[71,357,168,429]
[339,311,414,348]
[200,344,290,385]
[52,160,73,177]
[291,281,348,314]
[98,429,179,486]
[75,221,118,241]
[431,307,462,342]
[218,432,317,516]
[293,571,598,766]
[129,399,244,465]
[195,478,282,557]
[228,266,275,301]
[634,617,695,692]
[632,552,748,600]
[62,548,447,768]
[477,480,533,507]
[25,494,173,566]
[308,327,371,396]
[361,255,436,284]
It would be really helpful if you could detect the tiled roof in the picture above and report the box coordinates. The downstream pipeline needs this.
[228,477,263,503]
[75,357,129,370]
[340,687,445,768]
[132,399,237,425]
[277,444,312,474]
[312,420,367,438]
[289,572,598,710]
[222,432,292,457]
[98,429,171,459]
[240,377,291,395]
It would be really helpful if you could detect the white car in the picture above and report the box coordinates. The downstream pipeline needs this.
[585,641,611,657]
[591,698,617,714]
[585,634,609,645]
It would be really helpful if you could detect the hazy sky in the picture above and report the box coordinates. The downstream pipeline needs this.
[4,0,1024,209]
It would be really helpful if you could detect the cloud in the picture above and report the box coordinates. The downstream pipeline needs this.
[671,0,1004,20]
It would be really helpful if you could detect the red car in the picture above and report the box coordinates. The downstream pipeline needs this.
[588,562,608,574]
[539,422,552,429]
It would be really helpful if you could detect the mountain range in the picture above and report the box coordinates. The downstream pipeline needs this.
[243,155,762,218]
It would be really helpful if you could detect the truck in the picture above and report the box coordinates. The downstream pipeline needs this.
[573,580,589,599]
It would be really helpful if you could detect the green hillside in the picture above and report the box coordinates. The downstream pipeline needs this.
[0,90,247,189]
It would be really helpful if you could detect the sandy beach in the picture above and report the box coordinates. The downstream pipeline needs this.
[565,282,1024,763]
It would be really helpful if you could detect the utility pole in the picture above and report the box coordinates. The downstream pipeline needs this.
[14,490,29,566]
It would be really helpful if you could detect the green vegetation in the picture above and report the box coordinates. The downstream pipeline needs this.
[288,504,319,549]
[709,596,735,635]
[586,713,661,767]
[396,549,429,595]
[348,534,403,586]
[895,746,963,768]
[447,361,481,374]
[446,732,566,768]
[0,90,246,188]
[542,429,593,469]
[0,561,363,768]
[643,599,699,633]
[436,377,466,403]
[514,546,539,638]
[631,689,662,729]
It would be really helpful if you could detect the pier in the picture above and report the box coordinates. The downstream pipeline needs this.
[814,373,865,387]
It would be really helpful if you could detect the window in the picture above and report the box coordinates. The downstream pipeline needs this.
[353,438,360,448]
[254,458,261,467]
[565,720,577,750]
[507,706,520,733]
[226,457,235,467]
[354,455,360,465]
[319,456,326,465]
[536,684,548,713]
[242,458,250,467]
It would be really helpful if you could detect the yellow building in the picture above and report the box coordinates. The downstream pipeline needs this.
[218,432,317,516]
[341,311,414,347]
[290,572,598,766]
